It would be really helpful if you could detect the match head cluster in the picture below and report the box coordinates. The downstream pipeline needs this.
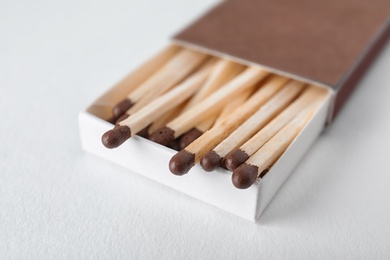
[101,47,328,189]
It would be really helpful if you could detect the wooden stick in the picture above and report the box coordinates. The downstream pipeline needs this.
[126,58,216,115]
[168,75,289,175]
[183,59,245,110]
[174,59,245,149]
[168,59,245,150]
[200,81,305,172]
[213,87,254,126]
[103,45,181,123]
[148,101,188,134]
[178,87,253,150]
[225,86,329,171]
[177,113,218,150]
[232,89,329,189]
[101,62,214,148]
[144,59,243,148]
[110,49,208,122]
[114,58,213,125]
[149,67,270,146]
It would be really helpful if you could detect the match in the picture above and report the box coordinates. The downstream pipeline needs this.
[101,61,213,148]
[148,101,189,135]
[178,87,253,150]
[231,93,328,189]
[183,59,245,109]
[168,75,289,176]
[178,114,217,150]
[109,48,208,123]
[176,59,245,149]
[213,87,253,126]
[225,86,329,171]
[148,66,270,146]
[125,58,217,116]
[200,80,305,172]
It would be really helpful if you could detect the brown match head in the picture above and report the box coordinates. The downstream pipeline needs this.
[200,151,222,172]
[106,115,117,124]
[169,150,195,176]
[101,125,131,149]
[115,113,130,124]
[178,128,203,150]
[168,139,180,151]
[149,127,175,146]
[232,163,258,189]
[225,149,250,171]
[112,98,133,118]
[136,125,150,139]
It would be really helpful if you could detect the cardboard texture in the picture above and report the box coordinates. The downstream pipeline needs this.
[174,0,390,118]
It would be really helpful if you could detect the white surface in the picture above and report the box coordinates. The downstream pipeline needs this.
[0,0,389,259]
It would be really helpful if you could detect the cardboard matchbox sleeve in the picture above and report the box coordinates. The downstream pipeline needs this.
[79,0,390,221]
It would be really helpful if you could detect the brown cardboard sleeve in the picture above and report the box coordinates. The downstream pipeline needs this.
[173,0,390,121]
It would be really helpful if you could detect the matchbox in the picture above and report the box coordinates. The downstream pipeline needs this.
[79,0,388,221]
[79,44,332,221]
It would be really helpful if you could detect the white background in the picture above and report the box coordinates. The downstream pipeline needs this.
[1,0,390,259]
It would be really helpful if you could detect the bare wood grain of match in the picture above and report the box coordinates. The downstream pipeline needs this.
[101,62,213,149]
[175,60,246,149]
[116,46,180,98]
[110,48,208,121]
[183,59,246,110]
[148,58,240,134]
[232,88,329,189]
[200,81,305,172]
[100,45,181,122]
[126,57,215,115]
[148,101,189,134]
[177,112,218,150]
[168,75,289,175]
[170,68,270,137]
[225,86,329,171]
[178,86,254,150]
[213,87,253,126]
[149,67,270,147]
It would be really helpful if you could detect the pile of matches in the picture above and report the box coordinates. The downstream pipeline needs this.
[101,48,328,189]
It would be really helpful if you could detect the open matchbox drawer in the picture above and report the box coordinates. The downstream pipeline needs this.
[79,44,332,221]
[79,0,389,221]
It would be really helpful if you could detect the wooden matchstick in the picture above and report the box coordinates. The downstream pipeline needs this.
[144,59,244,149]
[178,87,253,150]
[148,101,189,134]
[101,62,214,149]
[212,88,253,127]
[175,59,246,149]
[125,58,217,115]
[115,58,216,127]
[146,59,243,136]
[177,114,217,150]
[183,59,245,110]
[104,45,181,123]
[109,49,208,122]
[225,86,329,171]
[168,75,289,175]
[149,67,270,146]
[231,90,328,189]
[200,81,305,172]
[147,101,190,150]
[169,59,244,150]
